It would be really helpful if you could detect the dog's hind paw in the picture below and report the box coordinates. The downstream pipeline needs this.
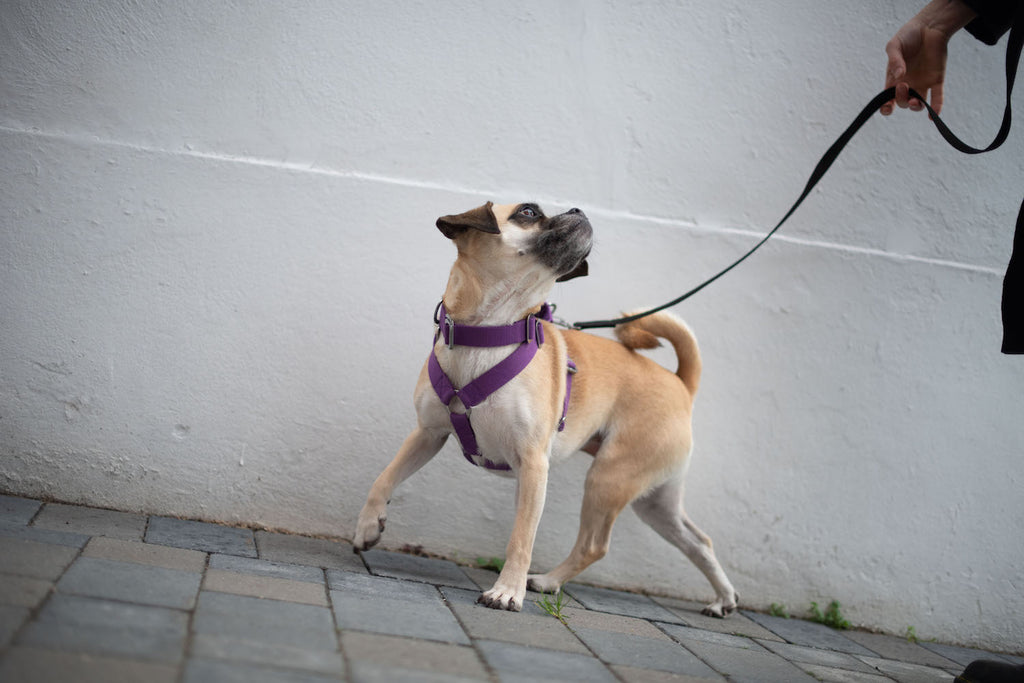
[700,593,739,619]
[526,573,562,594]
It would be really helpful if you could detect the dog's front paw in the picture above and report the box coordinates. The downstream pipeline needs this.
[353,504,387,552]
[526,573,562,594]
[701,591,739,619]
[477,583,526,612]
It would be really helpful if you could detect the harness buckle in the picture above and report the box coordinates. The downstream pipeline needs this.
[444,313,456,349]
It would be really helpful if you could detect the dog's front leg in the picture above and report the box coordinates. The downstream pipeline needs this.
[353,427,447,551]
[477,454,549,611]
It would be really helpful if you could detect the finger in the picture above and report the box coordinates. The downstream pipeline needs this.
[895,82,911,108]
[931,82,944,116]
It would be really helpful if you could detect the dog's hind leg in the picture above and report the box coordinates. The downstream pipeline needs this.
[353,427,448,551]
[526,445,652,595]
[630,476,738,618]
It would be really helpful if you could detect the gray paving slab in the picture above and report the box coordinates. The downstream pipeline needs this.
[328,567,444,600]
[0,605,30,647]
[18,593,189,664]
[203,569,328,606]
[610,665,725,682]
[564,583,683,623]
[859,655,958,683]
[0,573,52,608]
[0,646,179,683]
[83,536,207,572]
[0,537,80,580]
[573,626,722,678]
[742,610,876,656]
[209,552,325,583]
[756,637,884,674]
[842,630,960,668]
[145,516,256,557]
[561,605,676,640]
[341,631,490,681]
[797,663,896,683]
[0,520,89,547]
[192,591,338,652]
[0,494,41,525]
[476,639,618,683]
[679,638,820,683]
[652,595,784,641]
[918,639,1018,666]
[439,586,590,654]
[183,658,343,683]
[656,622,765,651]
[57,556,202,609]
[360,549,478,589]
[33,502,147,541]
[256,530,366,572]
[330,584,470,645]
[190,634,345,676]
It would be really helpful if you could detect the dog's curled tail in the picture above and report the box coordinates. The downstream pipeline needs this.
[614,311,702,395]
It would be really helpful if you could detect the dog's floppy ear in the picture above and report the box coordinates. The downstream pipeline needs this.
[556,258,589,282]
[436,202,501,239]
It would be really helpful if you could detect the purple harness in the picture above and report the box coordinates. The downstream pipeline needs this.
[428,302,576,472]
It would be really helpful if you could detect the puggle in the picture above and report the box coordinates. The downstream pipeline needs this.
[353,202,738,617]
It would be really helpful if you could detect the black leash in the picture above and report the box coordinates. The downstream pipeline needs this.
[573,12,1022,331]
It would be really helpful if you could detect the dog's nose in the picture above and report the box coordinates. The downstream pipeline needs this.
[567,208,581,214]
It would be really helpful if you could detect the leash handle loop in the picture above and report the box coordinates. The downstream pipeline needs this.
[572,12,1023,331]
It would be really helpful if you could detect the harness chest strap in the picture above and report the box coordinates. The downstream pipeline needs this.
[428,303,576,472]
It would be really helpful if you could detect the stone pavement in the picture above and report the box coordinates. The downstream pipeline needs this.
[1,494,1021,682]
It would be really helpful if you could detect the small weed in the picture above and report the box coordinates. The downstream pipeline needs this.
[475,556,505,572]
[905,625,918,643]
[809,600,850,630]
[769,603,790,619]
[537,590,570,625]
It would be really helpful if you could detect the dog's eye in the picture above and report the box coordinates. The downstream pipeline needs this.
[519,207,536,218]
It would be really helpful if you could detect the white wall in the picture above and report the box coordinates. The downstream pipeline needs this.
[2,0,1022,651]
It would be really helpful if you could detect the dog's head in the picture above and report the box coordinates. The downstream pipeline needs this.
[436,202,592,283]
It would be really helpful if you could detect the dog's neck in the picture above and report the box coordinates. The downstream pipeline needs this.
[442,259,550,326]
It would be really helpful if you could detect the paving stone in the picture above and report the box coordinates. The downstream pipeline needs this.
[0,646,179,683]
[796,663,896,683]
[742,610,876,656]
[560,605,672,640]
[58,556,201,609]
[439,586,589,654]
[203,569,328,606]
[183,658,342,683]
[756,638,882,674]
[918,640,1018,666]
[476,639,618,683]
[360,549,478,589]
[611,665,725,682]
[327,568,443,601]
[209,553,325,583]
[0,537,80,580]
[190,634,345,676]
[83,536,207,572]
[0,604,30,647]
[341,631,490,680]
[0,494,42,525]
[657,622,764,651]
[859,655,958,682]
[564,584,683,623]
[330,581,469,645]
[347,662,488,683]
[256,530,366,573]
[18,593,189,663]
[0,573,52,608]
[652,596,784,641]
[0,520,89,547]
[33,503,147,541]
[192,591,338,652]
[679,638,820,683]
[573,626,722,678]
[842,630,960,668]
[145,516,256,557]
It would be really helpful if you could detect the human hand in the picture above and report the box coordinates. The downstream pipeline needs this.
[880,0,977,116]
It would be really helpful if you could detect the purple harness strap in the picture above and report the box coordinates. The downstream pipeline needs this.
[429,302,576,472]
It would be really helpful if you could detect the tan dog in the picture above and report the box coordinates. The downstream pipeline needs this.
[353,202,738,617]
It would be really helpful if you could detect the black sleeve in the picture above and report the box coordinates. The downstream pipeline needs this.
[961,0,1019,44]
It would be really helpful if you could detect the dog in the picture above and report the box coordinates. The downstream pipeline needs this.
[353,201,738,617]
